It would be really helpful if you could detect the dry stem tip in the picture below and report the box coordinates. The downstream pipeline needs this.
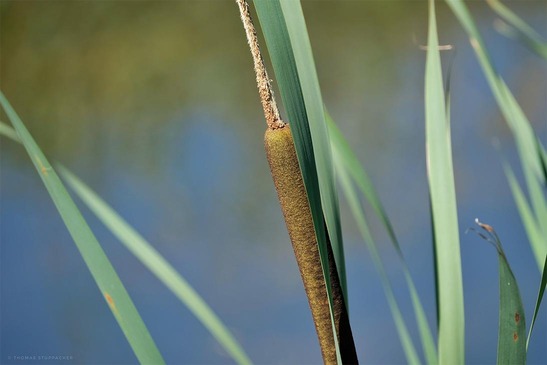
[236,0,285,130]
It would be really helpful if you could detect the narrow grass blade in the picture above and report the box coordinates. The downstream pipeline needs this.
[425,1,464,363]
[446,0,545,180]
[0,121,19,141]
[405,271,438,365]
[446,0,547,271]
[527,255,547,351]
[328,114,438,365]
[0,94,165,365]
[471,221,526,365]
[500,87,547,232]
[278,0,347,300]
[327,117,397,250]
[486,0,547,59]
[538,139,547,185]
[429,202,440,332]
[336,160,420,365]
[503,162,546,269]
[253,1,344,362]
[58,167,252,365]
[0,121,251,365]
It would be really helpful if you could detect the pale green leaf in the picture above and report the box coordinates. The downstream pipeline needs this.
[328,114,437,365]
[0,93,165,365]
[503,163,546,269]
[0,120,251,365]
[425,1,465,363]
[486,0,547,59]
[446,0,547,271]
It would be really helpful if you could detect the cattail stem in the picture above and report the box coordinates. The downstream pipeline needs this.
[236,1,358,363]
[236,0,284,130]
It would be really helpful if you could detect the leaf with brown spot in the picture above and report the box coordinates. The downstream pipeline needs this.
[104,292,117,310]
[0,93,165,365]
[471,220,526,365]
[495,243,526,365]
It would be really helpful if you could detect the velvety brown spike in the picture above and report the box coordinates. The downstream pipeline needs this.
[265,125,358,365]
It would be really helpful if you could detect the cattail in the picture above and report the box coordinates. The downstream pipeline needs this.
[236,1,358,363]
[265,126,357,364]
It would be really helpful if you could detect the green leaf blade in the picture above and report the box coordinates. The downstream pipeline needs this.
[328,114,438,365]
[252,2,329,306]
[0,93,165,365]
[58,167,252,365]
[336,160,420,365]
[252,1,358,363]
[446,0,547,271]
[425,1,464,364]
[526,255,547,351]
[472,221,526,365]
[497,253,526,365]
[1,120,251,365]
[503,163,546,269]
[486,0,547,59]
[277,0,346,299]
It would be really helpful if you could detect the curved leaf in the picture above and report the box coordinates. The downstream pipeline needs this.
[0,121,251,365]
[471,220,526,365]
[0,93,165,365]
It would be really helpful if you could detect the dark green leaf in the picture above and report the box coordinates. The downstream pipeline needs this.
[526,255,547,351]
[252,1,344,362]
[471,220,526,365]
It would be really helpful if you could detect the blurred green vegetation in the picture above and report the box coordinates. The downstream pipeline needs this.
[0,1,421,158]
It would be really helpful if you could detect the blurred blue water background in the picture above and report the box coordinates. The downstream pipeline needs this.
[1,1,546,364]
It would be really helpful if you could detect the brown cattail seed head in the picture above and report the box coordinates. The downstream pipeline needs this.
[264,125,358,365]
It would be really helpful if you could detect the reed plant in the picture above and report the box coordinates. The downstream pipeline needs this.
[1,0,545,364]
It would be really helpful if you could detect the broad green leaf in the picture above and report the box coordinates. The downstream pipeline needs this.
[446,0,547,271]
[471,221,526,365]
[486,0,547,59]
[276,0,346,301]
[0,94,165,365]
[252,0,330,309]
[0,121,251,365]
[526,255,547,351]
[252,1,345,363]
[328,114,437,365]
[496,251,526,364]
[425,1,465,363]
